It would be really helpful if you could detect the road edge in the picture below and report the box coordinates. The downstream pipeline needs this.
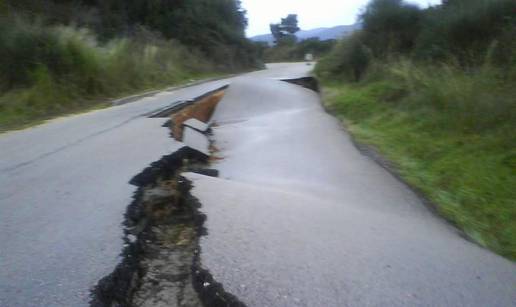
[317,83,486,249]
[111,74,238,106]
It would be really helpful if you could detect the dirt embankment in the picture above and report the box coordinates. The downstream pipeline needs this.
[171,91,225,140]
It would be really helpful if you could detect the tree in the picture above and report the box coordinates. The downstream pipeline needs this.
[270,14,300,45]
[360,0,421,57]
[280,14,300,36]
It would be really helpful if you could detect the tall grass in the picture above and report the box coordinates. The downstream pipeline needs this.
[315,32,372,82]
[387,60,516,132]
[0,17,216,130]
[316,0,516,259]
[321,60,516,259]
[317,0,516,84]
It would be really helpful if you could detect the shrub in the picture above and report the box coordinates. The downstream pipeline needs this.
[263,38,336,63]
[414,0,516,65]
[360,0,422,57]
[0,17,218,130]
[387,60,516,132]
[317,0,516,80]
[316,32,372,82]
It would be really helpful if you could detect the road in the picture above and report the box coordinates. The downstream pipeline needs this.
[185,75,516,306]
[1,62,514,306]
[0,64,308,307]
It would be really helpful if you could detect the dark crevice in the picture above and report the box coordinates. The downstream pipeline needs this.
[148,85,229,118]
[281,76,319,92]
[90,87,244,306]
[90,147,206,307]
[186,188,247,307]
[147,100,194,118]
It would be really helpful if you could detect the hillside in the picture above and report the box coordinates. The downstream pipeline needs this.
[251,23,361,45]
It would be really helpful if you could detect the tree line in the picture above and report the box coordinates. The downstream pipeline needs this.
[317,0,515,81]
[260,14,337,62]
[3,0,260,70]
[0,0,261,130]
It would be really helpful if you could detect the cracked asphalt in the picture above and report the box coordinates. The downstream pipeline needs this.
[185,76,516,306]
[0,64,309,307]
[2,63,514,307]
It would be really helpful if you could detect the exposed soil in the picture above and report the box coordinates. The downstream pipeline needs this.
[90,89,244,307]
[171,91,225,141]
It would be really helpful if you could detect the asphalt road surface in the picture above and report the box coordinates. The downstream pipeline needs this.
[1,63,514,307]
[0,63,309,307]
[185,76,516,306]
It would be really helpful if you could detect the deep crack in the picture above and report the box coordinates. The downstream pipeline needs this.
[90,88,245,307]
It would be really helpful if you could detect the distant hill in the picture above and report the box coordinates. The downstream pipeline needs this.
[250,24,361,45]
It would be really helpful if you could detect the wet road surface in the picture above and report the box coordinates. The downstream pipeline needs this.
[2,62,515,306]
[185,77,516,306]
[0,64,309,307]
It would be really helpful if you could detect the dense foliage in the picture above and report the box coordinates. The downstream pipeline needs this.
[3,0,259,70]
[0,0,260,130]
[270,14,300,45]
[263,38,336,63]
[317,0,516,80]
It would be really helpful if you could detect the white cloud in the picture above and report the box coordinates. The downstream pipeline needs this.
[241,0,442,37]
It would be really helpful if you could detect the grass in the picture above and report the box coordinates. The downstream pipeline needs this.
[0,70,220,133]
[320,62,516,259]
[0,20,222,132]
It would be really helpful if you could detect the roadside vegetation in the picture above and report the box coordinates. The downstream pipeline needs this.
[261,38,336,63]
[316,0,516,259]
[0,0,260,131]
[257,14,337,62]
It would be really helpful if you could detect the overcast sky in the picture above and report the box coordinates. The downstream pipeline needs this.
[241,0,442,37]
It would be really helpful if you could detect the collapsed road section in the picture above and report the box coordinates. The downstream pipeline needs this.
[90,89,244,307]
[184,77,516,306]
[89,75,515,307]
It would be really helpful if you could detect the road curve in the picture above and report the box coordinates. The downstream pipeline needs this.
[185,76,516,306]
[0,64,311,307]
[2,62,514,306]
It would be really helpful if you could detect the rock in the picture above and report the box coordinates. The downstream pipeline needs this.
[182,127,210,156]
[183,118,209,133]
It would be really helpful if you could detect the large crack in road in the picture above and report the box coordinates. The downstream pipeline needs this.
[90,90,245,307]
[88,75,515,307]
[0,64,329,307]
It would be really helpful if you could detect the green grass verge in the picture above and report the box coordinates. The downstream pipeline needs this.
[321,74,515,260]
[0,21,229,132]
[0,72,219,133]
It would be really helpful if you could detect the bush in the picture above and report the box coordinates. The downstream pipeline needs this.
[360,0,422,57]
[0,17,217,130]
[414,0,516,65]
[317,0,516,80]
[387,60,516,132]
[315,32,372,82]
[264,38,336,63]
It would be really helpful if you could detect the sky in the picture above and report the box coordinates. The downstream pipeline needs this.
[240,0,442,37]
